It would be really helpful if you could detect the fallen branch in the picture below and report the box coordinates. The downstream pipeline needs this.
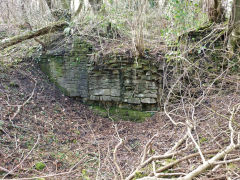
[166,132,188,155]
[126,132,190,180]
[125,146,192,180]
[155,172,186,177]
[213,157,240,165]
[113,125,124,180]
[136,145,238,180]
[154,150,219,175]
[141,133,158,163]
[181,103,240,180]
[113,138,123,180]
[0,21,68,50]
[182,144,240,180]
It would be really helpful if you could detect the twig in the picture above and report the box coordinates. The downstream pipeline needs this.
[155,172,186,178]
[182,144,240,180]
[166,131,188,155]
[125,147,196,180]
[141,133,158,163]
[137,177,177,180]
[9,80,37,126]
[3,171,75,180]
[3,155,87,180]
[113,137,123,180]
[214,158,240,165]
[154,150,219,175]
[186,119,206,163]
[86,115,101,180]
[0,166,14,175]
[3,134,40,179]
[163,67,189,127]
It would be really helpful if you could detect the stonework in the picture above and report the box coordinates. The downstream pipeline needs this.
[39,37,163,110]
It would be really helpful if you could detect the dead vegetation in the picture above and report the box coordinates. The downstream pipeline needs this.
[1,1,240,180]
[1,30,240,179]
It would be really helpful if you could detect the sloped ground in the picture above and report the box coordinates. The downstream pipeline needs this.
[1,56,240,180]
[0,59,182,179]
[1,22,240,179]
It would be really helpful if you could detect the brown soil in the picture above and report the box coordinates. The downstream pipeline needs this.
[0,59,180,179]
[0,58,240,180]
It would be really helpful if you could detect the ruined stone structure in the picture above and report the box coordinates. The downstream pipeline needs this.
[39,37,163,111]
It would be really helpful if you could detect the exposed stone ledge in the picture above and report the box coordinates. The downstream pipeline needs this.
[38,37,163,111]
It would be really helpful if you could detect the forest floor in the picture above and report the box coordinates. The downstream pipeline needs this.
[0,24,180,179]
[0,57,182,179]
[1,23,240,179]
[0,54,240,180]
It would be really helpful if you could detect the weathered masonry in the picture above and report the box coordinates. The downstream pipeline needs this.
[39,37,163,111]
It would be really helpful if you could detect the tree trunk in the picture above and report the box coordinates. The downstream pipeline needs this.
[61,0,71,9]
[0,21,68,50]
[208,0,225,23]
[229,0,240,52]
[88,0,102,12]
[45,0,52,9]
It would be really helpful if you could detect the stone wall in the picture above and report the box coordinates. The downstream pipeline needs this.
[39,37,163,111]
[39,38,90,97]
[88,58,161,110]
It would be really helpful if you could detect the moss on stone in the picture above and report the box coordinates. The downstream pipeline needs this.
[91,105,152,122]
[39,57,70,95]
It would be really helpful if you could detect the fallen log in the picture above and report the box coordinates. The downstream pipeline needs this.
[0,21,68,50]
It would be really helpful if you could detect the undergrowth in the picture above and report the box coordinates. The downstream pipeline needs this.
[90,105,153,122]
[74,0,208,55]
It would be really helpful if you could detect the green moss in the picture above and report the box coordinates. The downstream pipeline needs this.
[165,158,176,163]
[81,169,90,180]
[107,59,117,64]
[227,163,237,170]
[91,105,152,122]
[133,171,147,179]
[35,162,46,171]
[51,60,64,77]
[200,137,208,144]
[9,81,19,88]
[72,40,92,55]
[39,58,70,96]
[133,62,142,69]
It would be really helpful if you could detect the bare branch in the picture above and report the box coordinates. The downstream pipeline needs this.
[0,21,68,49]
[113,138,123,180]
[141,133,158,163]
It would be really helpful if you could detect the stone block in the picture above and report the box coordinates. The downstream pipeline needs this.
[124,79,131,85]
[90,95,100,101]
[136,94,144,98]
[146,71,151,76]
[111,89,121,96]
[100,96,112,101]
[141,98,156,104]
[142,76,152,80]
[144,93,157,98]
[123,91,133,97]
[111,97,121,102]
[127,98,141,104]
[133,80,141,84]
[143,89,158,94]
[92,89,111,96]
